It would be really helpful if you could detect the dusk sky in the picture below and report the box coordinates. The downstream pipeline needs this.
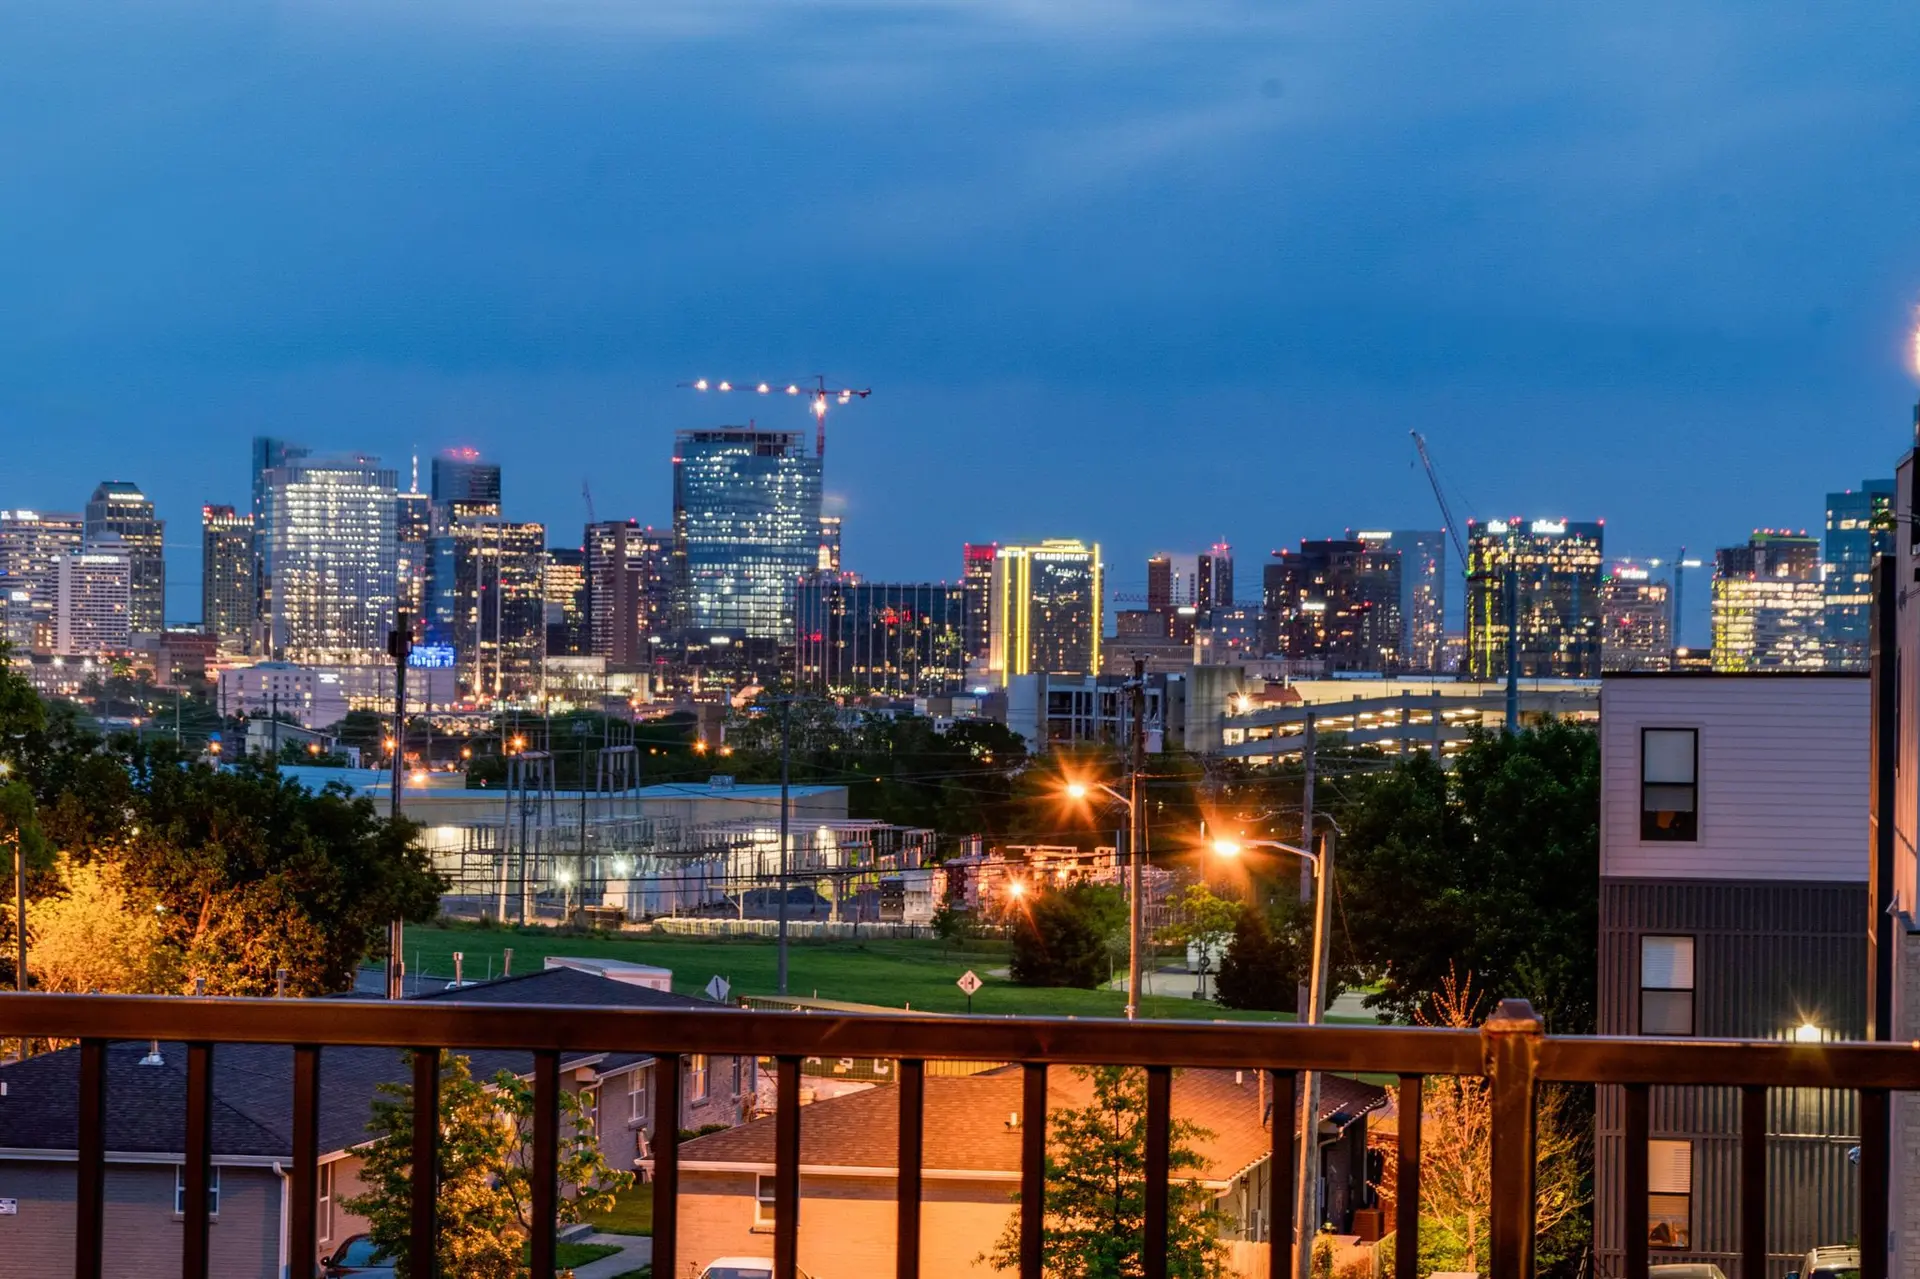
[6,2,1920,644]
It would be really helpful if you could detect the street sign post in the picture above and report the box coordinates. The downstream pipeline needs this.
[957,969,982,1013]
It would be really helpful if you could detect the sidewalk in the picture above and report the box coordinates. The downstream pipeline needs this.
[570,1233,651,1279]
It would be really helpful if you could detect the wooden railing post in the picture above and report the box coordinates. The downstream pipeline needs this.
[1483,998,1544,1279]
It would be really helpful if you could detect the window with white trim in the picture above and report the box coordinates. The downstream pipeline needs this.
[1648,1139,1692,1249]
[755,1172,777,1227]
[629,1066,649,1124]
[1640,935,1696,1036]
[318,1162,333,1243]
[689,1054,709,1103]
[173,1166,221,1217]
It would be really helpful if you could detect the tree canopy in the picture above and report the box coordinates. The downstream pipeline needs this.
[1334,721,1600,1031]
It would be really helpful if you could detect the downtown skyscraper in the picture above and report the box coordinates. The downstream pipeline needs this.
[260,454,399,664]
[1824,479,1894,671]
[1465,517,1605,679]
[1710,530,1824,671]
[988,539,1103,682]
[1349,529,1446,671]
[84,481,164,635]
[200,505,255,653]
[672,427,822,642]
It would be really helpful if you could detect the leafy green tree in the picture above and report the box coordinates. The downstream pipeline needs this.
[984,1066,1228,1279]
[344,1051,632,1279]
[27,853,176,993]
[1335,721,1600,1031]
[0,778,50,988]
[1010,882,1122,989]
[127,758,444,994]
[1213,904,1289,1011]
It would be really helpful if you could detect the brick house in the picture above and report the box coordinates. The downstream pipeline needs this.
[0,966,751,1278]
[670,1066,1385,1279]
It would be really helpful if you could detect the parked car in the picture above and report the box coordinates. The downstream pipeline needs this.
[1648,1267,1727,1279]
[1789,1246,1861,1279]
[699,1259,814,1279]
[321,1235,395,1277]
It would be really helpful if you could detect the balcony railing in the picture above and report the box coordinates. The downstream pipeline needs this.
[0,992,1914,1279]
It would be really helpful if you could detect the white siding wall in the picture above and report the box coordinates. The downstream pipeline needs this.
[1600,676,1869,882]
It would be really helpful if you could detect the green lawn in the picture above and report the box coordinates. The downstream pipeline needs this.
[589,1184,654,1237]
[400,923,1377,1023]
[526,1241,618,1268]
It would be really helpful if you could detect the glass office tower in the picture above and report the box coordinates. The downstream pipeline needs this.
[672,428,823,641]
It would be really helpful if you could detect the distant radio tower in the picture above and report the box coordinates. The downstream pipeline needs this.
[679,375,871,460]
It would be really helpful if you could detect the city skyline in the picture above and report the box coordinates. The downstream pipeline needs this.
[5,4,1920,640]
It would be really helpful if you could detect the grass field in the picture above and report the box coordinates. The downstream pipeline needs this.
[399,922,1377,1023]
[589,1184,654,1236]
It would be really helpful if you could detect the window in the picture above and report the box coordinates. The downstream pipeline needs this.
[629,1066,649,1124]
[581,1085,600,1135]
[1648,1139,1692,1249]
[1641,728,1698,840]
[1640,936,1696,1036]
[754,1172,777,1227]
[173,1166,221,1218]
[318,1162,333,1243]
[689,1054,710,1103]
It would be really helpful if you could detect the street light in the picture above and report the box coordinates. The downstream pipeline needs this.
[1212,831,1335,1279]
[1062,775,1145,1018]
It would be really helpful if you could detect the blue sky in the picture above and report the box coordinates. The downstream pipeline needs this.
[4,2,1919,644]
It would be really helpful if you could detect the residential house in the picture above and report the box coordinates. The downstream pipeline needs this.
[669,1066,1385,1279]
[1595,672,1869,1279]
[0,966,752,1277]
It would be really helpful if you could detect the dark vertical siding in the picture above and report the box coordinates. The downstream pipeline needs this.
[1596,879,1866,1279]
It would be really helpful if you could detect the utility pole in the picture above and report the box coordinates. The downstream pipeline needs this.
[1503,540,1520,733]
[1293,711,1317,1279]
[14,830,26,994]
[1127,658,1146,1020]
[776,697,792,996]
[385,609,412,1000]
[1292,826,1335,1279]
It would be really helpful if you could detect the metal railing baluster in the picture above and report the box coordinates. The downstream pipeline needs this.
[529,1050,561,1279]
[651,1054,682,1279]
[1020,1062,1047,1279]
[1739,1085,1765,1279]
[1623,1083,1650,1279]
[774,1055,801,1279]
[1269,1069,1296,1279]
[897,1058,924,1279]
[410,1049,440,1279]
[1143,1065,1171,1279]
[1485,1000,1543,1279]
[75,1038,106,1279]
[289,1046,321,1279]
[182,1042,213,1279]
[1862,1087,1890,1279]
[1395,1075,1422,1279]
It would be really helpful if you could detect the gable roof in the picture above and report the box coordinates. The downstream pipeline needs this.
[0,968,723,1160]
[677,1068,1387,1185]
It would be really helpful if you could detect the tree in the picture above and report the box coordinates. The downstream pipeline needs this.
[28,853,175,993]
[1335,722,1600,1031]
[984,1066,1228,1279]
[343,1051,632,1279]
[1213,905,1289,1011]
[1372,970,1586,1278]
[0,778,50,988]
[1010,882,1122,989]
[126,758,445,994]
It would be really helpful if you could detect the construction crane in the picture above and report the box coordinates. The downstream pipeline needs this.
[680,375,871,460]
[1411,430,1519,732]
[581,480,597,527]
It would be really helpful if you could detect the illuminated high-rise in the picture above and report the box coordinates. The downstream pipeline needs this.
[55,541,131,654]
[426,513,547,701]
[1264,538,1402,672]
[201,505,255,653]
[672,427,822,641]
[1599,561,1671,671]
[0,510,83,649]
[988,540,1103,683]
[1823,479,1894,671]
[84,482,165,635]
[962,543,996,661]
[1710,531,1823,671]
[794,577,969,695]
[586,520,673,666]
[430,449,502,514]
[396,489,432,621]
[544,546,586,656]
[261,455,399,664]
[1465,518,1605,679]
[1350,530,1446,671]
